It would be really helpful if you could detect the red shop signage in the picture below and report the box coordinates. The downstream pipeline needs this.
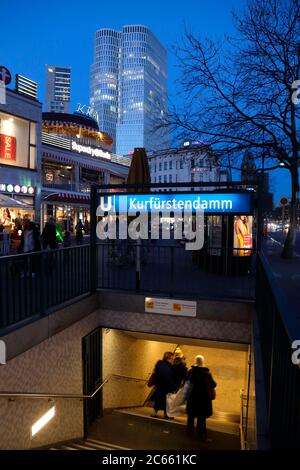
[0,134,16,161]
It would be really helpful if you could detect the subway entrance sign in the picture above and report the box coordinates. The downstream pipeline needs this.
[96,191,253,214]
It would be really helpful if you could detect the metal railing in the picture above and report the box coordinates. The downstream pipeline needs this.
[255,252,300,449]
[96,241,255,300]
[0,374,147,400]
[0,239,255,332]
[0,245,91,330]
[240,389,248,450]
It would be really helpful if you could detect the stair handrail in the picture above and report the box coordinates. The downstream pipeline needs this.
[0,373,148,400]
[239,388,247,450]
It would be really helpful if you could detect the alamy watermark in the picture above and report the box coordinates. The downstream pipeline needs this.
[96,196,206,251]
[0,340,6,365]
[291,340,300,365]
[291,80,300,105]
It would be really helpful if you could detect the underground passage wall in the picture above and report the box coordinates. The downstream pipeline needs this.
[103,329,249,417]
[0,309,104,450]
[0,291,251,448]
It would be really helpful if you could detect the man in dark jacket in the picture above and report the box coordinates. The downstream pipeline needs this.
[41,217,57,250]
[186,355,217,442]
[151,351,175,418]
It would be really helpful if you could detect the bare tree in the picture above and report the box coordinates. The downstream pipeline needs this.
[169,0,300,258]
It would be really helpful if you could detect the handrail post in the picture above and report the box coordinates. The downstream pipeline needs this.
[40,251,47,315]
[90,185,98,294]
[170,246,174,297]
[256,180,263,252]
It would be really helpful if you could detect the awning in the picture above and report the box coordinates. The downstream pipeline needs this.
[0,194,32,208]
[42,192,90,205]
[42,150,109,172]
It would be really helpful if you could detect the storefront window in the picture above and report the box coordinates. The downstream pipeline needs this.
[30,146,36,169]
[0,111,36,169]
[207,215,222,255]
[0,207,35,234]
[30,122,36,145]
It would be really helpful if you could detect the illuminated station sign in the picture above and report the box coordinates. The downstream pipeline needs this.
[98,192,253,214]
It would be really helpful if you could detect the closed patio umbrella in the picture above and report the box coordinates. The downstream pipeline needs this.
[126,148,151,289]
[127,147,151,189]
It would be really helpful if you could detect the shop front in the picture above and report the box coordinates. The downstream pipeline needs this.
[41,193,90,235]
[0,88,42,251]
[41,110,129,236]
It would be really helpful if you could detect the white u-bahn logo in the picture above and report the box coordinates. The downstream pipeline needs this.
[98,196,114,212]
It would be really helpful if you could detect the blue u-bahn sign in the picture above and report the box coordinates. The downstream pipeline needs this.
[97,191,253,214]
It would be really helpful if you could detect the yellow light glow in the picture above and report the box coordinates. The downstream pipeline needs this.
[31,406,55,437]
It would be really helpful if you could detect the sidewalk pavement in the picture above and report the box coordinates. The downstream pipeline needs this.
[263,237,300,323]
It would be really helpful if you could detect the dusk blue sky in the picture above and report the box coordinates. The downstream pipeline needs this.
[0,0,292,203]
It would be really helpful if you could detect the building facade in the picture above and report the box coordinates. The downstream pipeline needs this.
[90,29,121,151]
[0,85,42,236]
[41,112,130,232]
[46,65,71,113]
[148,142,229,188]
[90,25,169,155]
[241,150,273,212]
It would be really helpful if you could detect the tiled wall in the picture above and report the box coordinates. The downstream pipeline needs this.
[103,330,176,409]
[0,300,250,449]
[103,329,248,416]
[0,310,102,450]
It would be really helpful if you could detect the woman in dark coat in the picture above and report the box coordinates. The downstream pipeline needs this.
[186,355,217,441]
[150,351,175,418]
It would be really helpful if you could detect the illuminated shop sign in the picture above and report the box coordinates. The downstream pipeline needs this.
[0,66,11,85]
[72,141,111,160]
[0,134,16,161]
[98,192,253,214]
[0,184,35,194]
[76,103,99,124]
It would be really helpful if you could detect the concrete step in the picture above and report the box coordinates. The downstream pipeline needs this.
[50,438,130,451]
[85,438,129,450]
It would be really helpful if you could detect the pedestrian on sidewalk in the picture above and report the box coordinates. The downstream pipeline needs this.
[75,219,84,245]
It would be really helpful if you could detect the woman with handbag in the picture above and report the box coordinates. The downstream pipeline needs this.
[186,355,217,442]
[149,352,175,419]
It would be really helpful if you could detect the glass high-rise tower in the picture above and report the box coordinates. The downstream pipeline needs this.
[46,65,71,113]
[90,25,169,155]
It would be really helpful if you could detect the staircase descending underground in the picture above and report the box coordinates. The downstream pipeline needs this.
[49,438,130,451]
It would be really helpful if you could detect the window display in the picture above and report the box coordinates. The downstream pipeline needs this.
[0,111,36,169]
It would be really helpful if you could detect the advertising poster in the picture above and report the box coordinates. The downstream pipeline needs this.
[233,215,253,256]
[0,134,16,161]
